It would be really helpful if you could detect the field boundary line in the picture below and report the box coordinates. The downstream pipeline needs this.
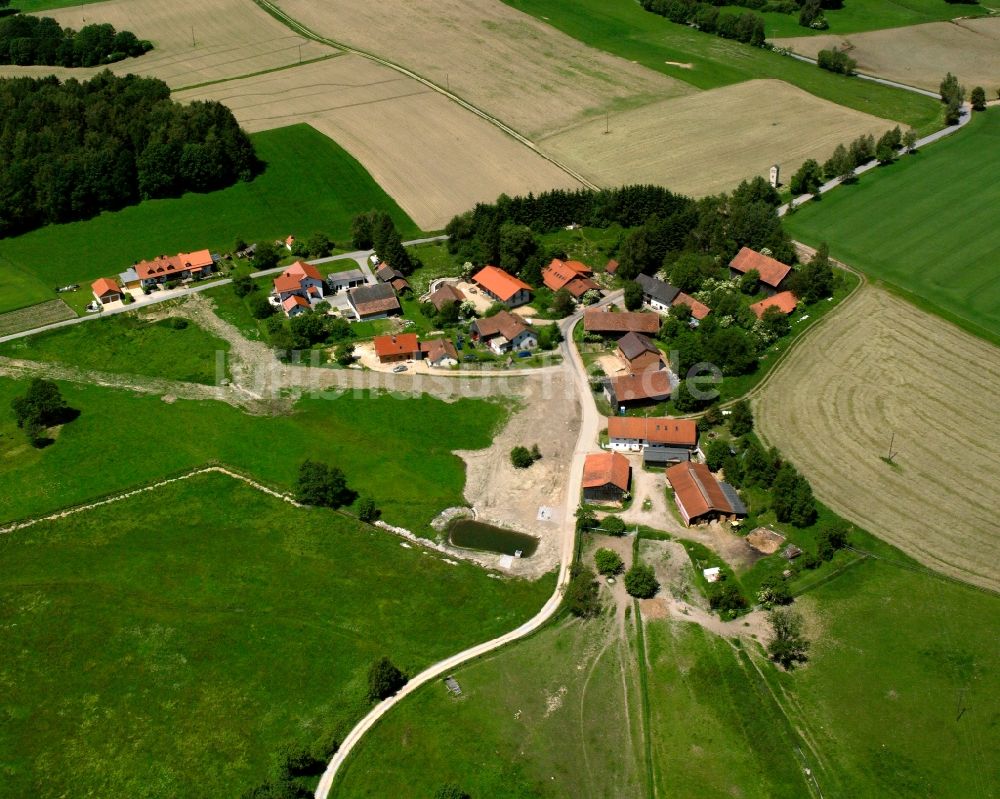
[248,0,599,191]
[631,600,656,799]
[0,462,300,537]
[174,52,343,92]
[843,546,1000,598]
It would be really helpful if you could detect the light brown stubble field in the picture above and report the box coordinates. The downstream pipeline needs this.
[776,18,1000,93]
[0,0,332,87]
[175,56,583,230]
[270,0,694,137]
[538,79,897,198]
[755,286,1000,592]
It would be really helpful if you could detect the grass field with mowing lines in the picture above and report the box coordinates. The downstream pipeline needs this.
[0,124,419,305]
[0,378,506,533]
[332,547,1000,798]
[502,0,941,133]
[0,313,230,384]
[0,472,552,798]
[0,299,76,334]
[784,109,1000,345]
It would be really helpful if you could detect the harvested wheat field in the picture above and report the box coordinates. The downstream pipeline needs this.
[756,286,1000,592]
[776,18,1000,93]
[271,0,693,137]
[176,56,582,230]
[539,79,897,198]
[0,0,332,88]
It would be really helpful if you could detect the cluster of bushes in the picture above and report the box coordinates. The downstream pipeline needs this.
[295,459,355,509]
[816,46,855,74]
[624,562,660,598]
[640,0,766,46]
[788,127,916,195]
[510,444,542,468]
[0,15,151,67]
[0,71,257,236]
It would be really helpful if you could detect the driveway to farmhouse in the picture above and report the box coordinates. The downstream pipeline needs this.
[312,291,621,797]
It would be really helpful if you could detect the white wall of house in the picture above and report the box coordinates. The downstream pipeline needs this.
[645,296,671,313]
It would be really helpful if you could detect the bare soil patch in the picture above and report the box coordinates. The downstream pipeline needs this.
[176,56,581,230]
[0,0,331,88]
[756,286,1000,591]
[540,79,898,198]
[271,0,693,137]
[776,18,1000,93]
[457,371,579,577]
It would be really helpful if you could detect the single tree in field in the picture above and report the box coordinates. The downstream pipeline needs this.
[251,240,279,271]
[939,72,962,104]
[789,159,823,196]
[367,657,407,702]
[595,548,624,576]
[434,785,470,799]
[11,378,75,446]
[295,459,353,508]
[623,280,644,311]
[510,445,535,469]
[767,608,809,668]
[601,516,627,536]
[306,232,333,258]
[902,129,918,154]
[970,86,987,111]
[357,496,379,523]
[624,563,659,599]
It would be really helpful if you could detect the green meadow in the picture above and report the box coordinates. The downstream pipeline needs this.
[756,0,995,38]
[0,377,506,533]
[0,124,419,314]
[0,472,552,798]
[334,546,1000,798]
[784,109,1000,345]
[502,0,940,132]
[0,312,231,385]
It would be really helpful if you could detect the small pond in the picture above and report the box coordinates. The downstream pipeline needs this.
[447,519,539,557]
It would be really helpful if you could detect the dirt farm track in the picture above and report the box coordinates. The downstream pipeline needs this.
[756,286,1000,592]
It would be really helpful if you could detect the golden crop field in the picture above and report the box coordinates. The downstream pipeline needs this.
[270,0,694,137]
[538,79,897,198]
[756,286,1000,592]
[776,18,1000,93]
[176,56,583,230]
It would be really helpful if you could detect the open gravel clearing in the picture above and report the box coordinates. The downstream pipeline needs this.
[270,0,692,138]
[540,79,898,198]
[0,0,332,88]
[756,286,1000,592]
[776,18,1000,94]
[176,56,581,230]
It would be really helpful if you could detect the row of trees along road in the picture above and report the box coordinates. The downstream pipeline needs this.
[0,71,257,237]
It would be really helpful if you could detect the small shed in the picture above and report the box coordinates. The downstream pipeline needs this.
[703,567,722,583]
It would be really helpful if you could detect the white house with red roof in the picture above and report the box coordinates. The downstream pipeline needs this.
[121,249,216,290]
[273,261,325,316]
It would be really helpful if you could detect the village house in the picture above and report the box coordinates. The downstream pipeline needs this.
[583,310,660,338]
[91,277,122,305]
[605,370,672,409]
[284,235,295,251]
[605,259,619,276]
[606,416,698,452]
[119,249,216,290]
[729,247,793,296]
[348,283,401,321]
[273,262,325,317]
[616,332,664,373]
[376,263,411,294]
[420,338,459,367]
[635,274,680,313]
[582,451,631,504]
[750,290,798,319]
[672,292,711,322]
[472,265,532,308]
[326,268,368,295]
[469,310,538,355]
[428,283,465,312]
[373,333,421,364]
[666,461,748,526]
[542,258,599,300]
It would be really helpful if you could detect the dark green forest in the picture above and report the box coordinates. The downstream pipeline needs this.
[0,71,257,237]
[0,15,152,67]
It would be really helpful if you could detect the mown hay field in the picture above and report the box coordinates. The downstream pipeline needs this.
[0,0,333,88]
[756,286,1000,592]
[539,79,896,198]
[271,0,694,138]
[0,300,75,334]
[776,18,1000,93]
[177,56,583,230]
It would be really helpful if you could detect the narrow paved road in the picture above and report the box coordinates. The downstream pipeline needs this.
[312,290,620,797]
